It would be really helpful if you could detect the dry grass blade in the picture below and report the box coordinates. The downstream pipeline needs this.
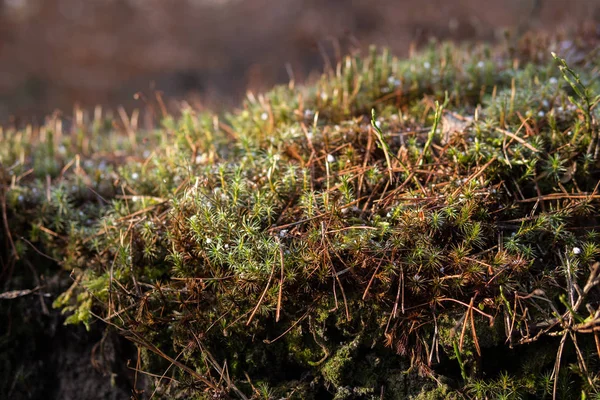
[495,127,540,153]
[275,237,285,322]
[246,259,277,326]
[0,189,19,261]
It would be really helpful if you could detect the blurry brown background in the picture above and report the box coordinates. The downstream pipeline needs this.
[0,0,599,124]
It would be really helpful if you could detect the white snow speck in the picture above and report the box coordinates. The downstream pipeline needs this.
[131,172,139,180]
[424,62,431,69]
[549,77,558,85]
[573,247,581,255]
[327,154,335,163]
[261,112,268,121]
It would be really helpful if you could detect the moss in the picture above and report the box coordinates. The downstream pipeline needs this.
[2,36,600,398]
[321,338,359,388]
[411,383,460,400]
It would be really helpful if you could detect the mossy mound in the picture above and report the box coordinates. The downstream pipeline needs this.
[2,39,600,399]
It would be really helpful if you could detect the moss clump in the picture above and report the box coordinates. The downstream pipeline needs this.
[2,37,600,399]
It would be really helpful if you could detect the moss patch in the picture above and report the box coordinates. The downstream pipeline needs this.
[2,37,600,398]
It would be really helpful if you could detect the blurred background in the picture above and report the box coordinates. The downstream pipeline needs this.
[0,0,599,124]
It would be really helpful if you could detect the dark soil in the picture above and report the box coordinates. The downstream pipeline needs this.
[1,275,141,400]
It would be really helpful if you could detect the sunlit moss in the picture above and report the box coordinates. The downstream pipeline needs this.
[2,38,600,398]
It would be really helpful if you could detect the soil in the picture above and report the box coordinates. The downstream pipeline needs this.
[1,272,142,400]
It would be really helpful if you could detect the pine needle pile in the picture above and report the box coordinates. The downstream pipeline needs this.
[2,37,600,399]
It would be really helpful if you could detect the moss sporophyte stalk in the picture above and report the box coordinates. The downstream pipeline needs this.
[2,39,600,399]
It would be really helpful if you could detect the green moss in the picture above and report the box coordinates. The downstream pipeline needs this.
[411,384,460,400]
[2,37,600,398]
[321,338,358,388]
